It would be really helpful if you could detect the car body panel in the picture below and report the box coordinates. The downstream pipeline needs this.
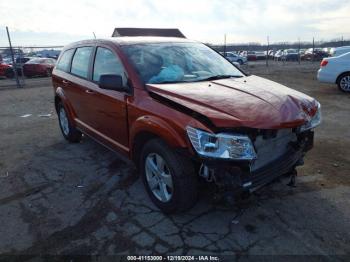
[0,62,11,77]
[317,52,350,84]
[147,75,317,129]
[330,46,350,57]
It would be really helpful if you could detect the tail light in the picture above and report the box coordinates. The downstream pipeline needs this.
[320,60,328,67]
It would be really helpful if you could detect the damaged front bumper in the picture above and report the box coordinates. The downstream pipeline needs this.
[196,130,314,192]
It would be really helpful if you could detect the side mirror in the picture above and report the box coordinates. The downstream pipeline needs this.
[99,74,129,92]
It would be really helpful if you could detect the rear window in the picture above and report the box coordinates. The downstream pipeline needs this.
[56,49,75,72]
[71,47,93,78]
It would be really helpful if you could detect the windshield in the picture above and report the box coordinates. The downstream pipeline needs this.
[121,42,244,84]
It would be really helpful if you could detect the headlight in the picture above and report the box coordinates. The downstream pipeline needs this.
[300,102,322,132]
[186,126,257,160]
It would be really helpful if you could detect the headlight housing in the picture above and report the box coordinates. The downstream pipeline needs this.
[300,102,322,132]
[186,126,257,160]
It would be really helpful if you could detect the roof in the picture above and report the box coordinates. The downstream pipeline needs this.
[63,36,196,50]
[112,28,186,38]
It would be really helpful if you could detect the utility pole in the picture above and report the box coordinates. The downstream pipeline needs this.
[298,37,301,65]
[312,37,315,63]
[6,26,21,88]
[266,36,269,67]
[341,35,344,47]
[223,34,227,57]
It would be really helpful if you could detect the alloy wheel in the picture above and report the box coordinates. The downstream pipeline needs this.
[340,75,350,92]
[145,153,173,202]
[59,107,69,136]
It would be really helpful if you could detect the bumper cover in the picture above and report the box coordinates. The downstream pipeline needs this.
[244,148,303,190]
[197,131,314,191]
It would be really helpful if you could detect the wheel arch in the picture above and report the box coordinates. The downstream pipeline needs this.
[54,87,77,126]
[130,116,189,165]
[336,71,350,84]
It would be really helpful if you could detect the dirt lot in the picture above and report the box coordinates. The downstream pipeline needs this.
[0,61,349,259]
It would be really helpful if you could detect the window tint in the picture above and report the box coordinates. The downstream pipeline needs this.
[71,47,93,78]
[56,49,75,72]
[93,47,126,84]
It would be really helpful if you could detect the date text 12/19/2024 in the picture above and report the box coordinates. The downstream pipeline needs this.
[127,255,220,261]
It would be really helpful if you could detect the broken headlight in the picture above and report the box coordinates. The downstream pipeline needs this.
[300,102,322,132]
[186,126,257,160]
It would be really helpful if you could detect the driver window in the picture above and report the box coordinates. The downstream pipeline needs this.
[93,47,127,85]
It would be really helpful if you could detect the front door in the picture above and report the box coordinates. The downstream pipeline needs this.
[79,46,129,152]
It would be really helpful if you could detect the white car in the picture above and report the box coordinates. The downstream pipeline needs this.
[317,52,350,92]
[330,46,350,57]
[223,52,247,65]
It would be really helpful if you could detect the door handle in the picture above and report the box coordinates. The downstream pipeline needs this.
[62,80,69,84]
[85,89,95,94]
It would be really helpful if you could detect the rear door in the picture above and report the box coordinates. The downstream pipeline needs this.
[63,46,95,123]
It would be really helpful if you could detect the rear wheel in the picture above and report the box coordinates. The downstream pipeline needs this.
[337,73,350,92]
[5,68,14,78]
[237,59,243,65]
[140,139,198,213]
[57,102,82,143]
[46,69,52,77]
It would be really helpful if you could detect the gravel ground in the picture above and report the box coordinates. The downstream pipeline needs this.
[0,61,349,259]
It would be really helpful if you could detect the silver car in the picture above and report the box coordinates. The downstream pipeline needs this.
[223,52,247,65]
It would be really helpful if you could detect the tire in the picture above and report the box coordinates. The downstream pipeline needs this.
[57,102,82,143]
[337,73,350,92]
[5,68,14,79]
[237,59,243,65]
[46,69,52,77]
[140,138,198,213]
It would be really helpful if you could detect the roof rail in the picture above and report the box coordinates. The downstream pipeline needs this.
[112,28,186,38]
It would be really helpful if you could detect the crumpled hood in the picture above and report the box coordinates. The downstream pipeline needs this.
[147,75,318,129]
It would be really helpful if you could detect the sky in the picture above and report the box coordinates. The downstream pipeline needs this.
[0,0,350,46]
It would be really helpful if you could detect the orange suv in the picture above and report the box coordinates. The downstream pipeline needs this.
[52,36,321,213]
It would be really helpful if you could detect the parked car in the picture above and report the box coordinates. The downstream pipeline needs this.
[322,47,332,55]
[267,50,276,59]
[299,49,306,56]
[23,58,56,77]
[330,46,350,57]
[4,56,36,78]
[242,51,257,61]
[223,52,247,64]
[282,49,299,61]
[0,61,12,78]
[255,51,266,60]
[53,36,321,213]
[301,48,328,61]
[317,52,350,92]
[274,50,284,61]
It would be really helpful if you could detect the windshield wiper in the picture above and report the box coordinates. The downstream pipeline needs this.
[148,75,242,84]
[150,80,187,84]
[194,75,243,82]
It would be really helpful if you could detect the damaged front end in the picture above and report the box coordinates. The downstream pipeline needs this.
[186,103,321,194]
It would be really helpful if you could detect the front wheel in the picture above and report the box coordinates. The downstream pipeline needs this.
[337,73,350,92]
[140,139,198,214]
[57,102,82,143]
[237,59,243,65]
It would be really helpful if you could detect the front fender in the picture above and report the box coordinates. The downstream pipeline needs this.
[129,115,188,150]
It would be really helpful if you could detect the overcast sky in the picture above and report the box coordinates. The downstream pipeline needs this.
[0,0,350,46]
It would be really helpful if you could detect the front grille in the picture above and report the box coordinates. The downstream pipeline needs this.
[250,129,297,171]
